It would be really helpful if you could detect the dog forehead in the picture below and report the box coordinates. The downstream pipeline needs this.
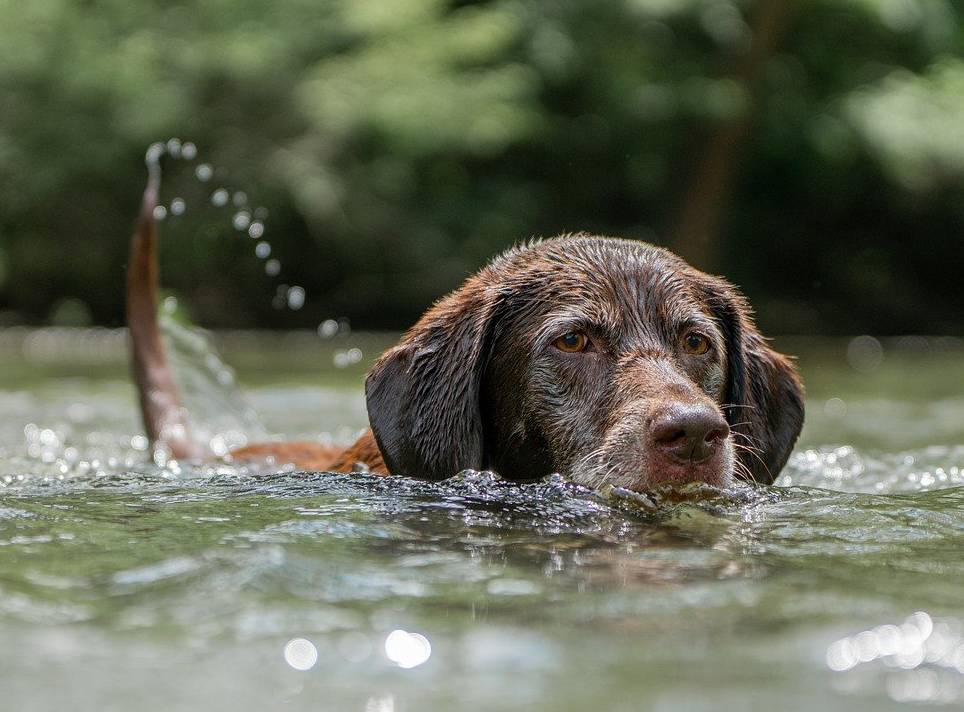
[491,236,702,325]
[494,234,659,268]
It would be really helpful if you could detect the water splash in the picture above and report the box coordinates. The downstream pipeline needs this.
[142,140,337,337]
[144,138,299,311]
[129,139,338,458]
[158,298,267,457]
[5,335,964,709]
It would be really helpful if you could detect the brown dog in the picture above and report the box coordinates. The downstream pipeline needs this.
[129,179,803,491]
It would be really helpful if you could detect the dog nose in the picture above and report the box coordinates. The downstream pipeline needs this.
[650,405,729,464]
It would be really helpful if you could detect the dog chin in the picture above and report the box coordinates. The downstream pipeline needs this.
[631,461,733,492]
[577,450,734,493]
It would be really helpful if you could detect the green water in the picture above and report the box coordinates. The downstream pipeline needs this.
[2,330,964,711]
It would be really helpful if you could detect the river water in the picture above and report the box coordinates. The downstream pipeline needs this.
[1,329,963,711]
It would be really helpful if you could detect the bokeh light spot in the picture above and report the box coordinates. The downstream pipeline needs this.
[283,637,318,671]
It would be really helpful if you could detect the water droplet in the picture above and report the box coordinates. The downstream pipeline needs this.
[318,319,339,339]
[824,397,847,418]
[254,206,269,220]
[153,205,167,221]
[170,198,186,216]
[146,142,165,163]
[248,221,264,239]
[195,163,213,182]
[287,286,306,310]
[232,191,248,207]
[255,242,271,259]
[211,188,229,207]
[166,137,182,158]
[232,211,251,231]
[181,142,197,160]
[265,259,281,276]
[847,335,883,373]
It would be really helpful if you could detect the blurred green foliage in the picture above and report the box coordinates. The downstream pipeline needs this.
[0,0,962,333]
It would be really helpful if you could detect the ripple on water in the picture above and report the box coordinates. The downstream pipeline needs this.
[5,364,964,707]
[780,444,964,493]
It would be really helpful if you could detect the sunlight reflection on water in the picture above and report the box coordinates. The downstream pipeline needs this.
[828,612,964,704]
[283,637,319,671]
[3,333,964,709]
[384,629,432,669]
[780,445,964,493]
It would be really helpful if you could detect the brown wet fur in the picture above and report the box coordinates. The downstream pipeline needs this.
[126,159,204,460]
[364,235,804,489]
[130,175,803,489]
[230,432,387,474]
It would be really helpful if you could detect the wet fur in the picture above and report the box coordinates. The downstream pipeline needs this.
[364,236,803,487]
[130,197,803,488]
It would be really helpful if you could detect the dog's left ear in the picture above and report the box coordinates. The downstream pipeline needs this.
[697,274,805,484]
[365,277,500,480]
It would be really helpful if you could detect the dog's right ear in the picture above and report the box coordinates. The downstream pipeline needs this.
[365,276,501,480]
[695,273,805,484]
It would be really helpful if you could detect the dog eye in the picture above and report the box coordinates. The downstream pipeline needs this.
[682,332,711,355]
[553,332,589,353]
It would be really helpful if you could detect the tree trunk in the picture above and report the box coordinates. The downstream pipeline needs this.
[671,0,797,270]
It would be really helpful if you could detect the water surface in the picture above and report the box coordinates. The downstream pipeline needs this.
[2,330,964,711]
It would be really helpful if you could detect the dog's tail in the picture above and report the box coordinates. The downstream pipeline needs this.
[126,145,205,460]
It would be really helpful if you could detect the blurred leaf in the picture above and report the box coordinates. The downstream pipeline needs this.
[846,58,964,190]
[0,0,961,333]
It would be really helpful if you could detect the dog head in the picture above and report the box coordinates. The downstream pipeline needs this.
[366,235,803,491]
